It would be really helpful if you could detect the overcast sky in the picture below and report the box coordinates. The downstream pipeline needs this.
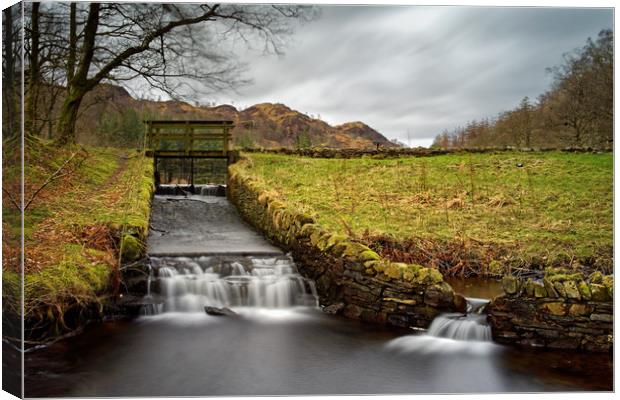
[202,5,613,147]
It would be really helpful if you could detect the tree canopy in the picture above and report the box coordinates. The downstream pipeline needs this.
[433,29,613,149]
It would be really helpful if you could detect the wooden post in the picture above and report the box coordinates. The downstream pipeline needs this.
[190,157,194,188]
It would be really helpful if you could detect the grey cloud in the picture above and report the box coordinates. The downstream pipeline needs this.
[200,5,613,147]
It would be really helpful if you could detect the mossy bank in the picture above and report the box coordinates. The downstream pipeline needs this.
[2,143,153,341]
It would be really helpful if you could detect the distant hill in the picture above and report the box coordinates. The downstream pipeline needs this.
[72,84,399,149]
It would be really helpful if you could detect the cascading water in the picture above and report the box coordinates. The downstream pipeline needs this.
[386,297,496,355]
[425,297,492,341]
[142,255,318,314]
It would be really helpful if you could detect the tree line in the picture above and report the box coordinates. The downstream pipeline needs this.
[432,29,613,149]
[2,2,316,146]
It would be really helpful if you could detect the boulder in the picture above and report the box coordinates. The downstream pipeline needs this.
[453,294,468,313]
[323,303,345,315]
[501,275,520,295]
[205,306,237,316]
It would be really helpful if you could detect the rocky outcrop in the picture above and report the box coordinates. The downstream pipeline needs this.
[487,271,613,353]
[228,160,458,329]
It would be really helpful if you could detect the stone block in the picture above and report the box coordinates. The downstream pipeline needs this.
[590,313,613,322]
[502,275,520,295]
[590,284,609,302]
[568,303,593,317]
[547,338,580,350]
[343,304,362,319]
[563,281,581,300]
[383,297,417,305]
[578,281,592,300]
[533,281,547,298]
[541,302,566,316]
[543,278,558,298]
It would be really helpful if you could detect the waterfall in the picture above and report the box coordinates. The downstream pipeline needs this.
[140,263,163,316]
[426,297,492,342]
[426,297,492,341]
[142,255,318,314]
[386,297,496,355]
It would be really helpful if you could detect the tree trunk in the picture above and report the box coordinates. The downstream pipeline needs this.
[55,3,100,146]
[3,6,16,139]
[25,1,40,137]
[55,89,85,146]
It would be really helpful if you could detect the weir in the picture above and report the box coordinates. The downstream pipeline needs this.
[141,186,318,317]
[141,187,492,342]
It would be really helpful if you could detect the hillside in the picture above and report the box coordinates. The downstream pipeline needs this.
[70,85,398,149]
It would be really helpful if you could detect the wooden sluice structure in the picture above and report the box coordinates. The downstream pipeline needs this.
[144,120,238,190]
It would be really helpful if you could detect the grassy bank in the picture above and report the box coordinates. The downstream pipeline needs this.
[240,151,612,277]
[2,142,153,340]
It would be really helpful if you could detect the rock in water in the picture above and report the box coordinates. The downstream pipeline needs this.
[205,306,237,316]
[323,303,345,315]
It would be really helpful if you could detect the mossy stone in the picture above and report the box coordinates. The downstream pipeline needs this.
[384,263,403,280]
[588,271,604,284]
[299,223,318,237]
[360,250,381,261]
[267,200,286,213]
[325,234,347,251]
[331,242,349,257]
[554,281,567,297]
[417,268,443,285]
[578,281,592,300]
[316,233,332,251]
[373,261,389,274]
[121,234,143,262]
[501,275,520,295]
[524,278,535,297]
[310,230,325,248]
[257,193,271,206]
[590,283,609,302]
[343,242,372,259]
[602,275,613,297]
[563,280,581,300]
[403,269,416,282]
[533,281,547,298]
[293,213,314,228]
[543,278,558,298]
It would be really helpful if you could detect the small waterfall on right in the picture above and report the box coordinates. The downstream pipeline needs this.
[386,297,497,355]
[426,297,492,342]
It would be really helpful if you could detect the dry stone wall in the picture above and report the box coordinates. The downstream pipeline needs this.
[487,273,613,353]
[243,147,611,159]
[227,161,462,329]
[228,158,613,353]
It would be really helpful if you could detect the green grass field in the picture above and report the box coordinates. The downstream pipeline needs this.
[242,151,612,275]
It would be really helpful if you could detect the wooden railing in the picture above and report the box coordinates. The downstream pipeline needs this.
[144,120,234,158]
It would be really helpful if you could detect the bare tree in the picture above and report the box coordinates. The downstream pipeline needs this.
[546,29,613,146]
[2,4,22,141]
[28,3,316,145]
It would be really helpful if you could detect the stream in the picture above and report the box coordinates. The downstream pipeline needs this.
[23,192,613,396]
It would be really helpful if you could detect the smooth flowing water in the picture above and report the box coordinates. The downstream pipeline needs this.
[24,258,612,396]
